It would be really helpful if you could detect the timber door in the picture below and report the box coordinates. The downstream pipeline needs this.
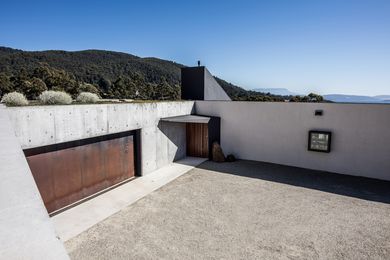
[186,123,209,157]
[25,135,135,214]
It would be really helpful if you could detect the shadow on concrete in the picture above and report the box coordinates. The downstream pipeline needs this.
[196,160,390,204]
[157,121,186,162]
[174,157,208,167]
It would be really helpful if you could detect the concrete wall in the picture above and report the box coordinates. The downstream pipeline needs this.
[158,121,187,163]
[0,105,69,259]
[204,68,231,101]
[196,101,390,181]
[7,101,194,175]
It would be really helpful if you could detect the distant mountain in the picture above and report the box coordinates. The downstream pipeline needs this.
[324,94,390,103]
[253,86,390,104]
[374,95,390,101]
[252,88,300,96]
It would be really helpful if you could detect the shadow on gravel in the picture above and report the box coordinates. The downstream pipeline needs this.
[197,160,390,204]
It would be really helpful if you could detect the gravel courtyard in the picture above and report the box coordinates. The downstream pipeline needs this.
[65,160,390,260]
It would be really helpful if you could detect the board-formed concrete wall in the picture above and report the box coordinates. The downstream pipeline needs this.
[196,101,390,181]
[7,101,194,175]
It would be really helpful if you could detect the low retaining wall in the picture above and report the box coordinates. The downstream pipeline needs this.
[0,105,69,259]
[196,101,390,181]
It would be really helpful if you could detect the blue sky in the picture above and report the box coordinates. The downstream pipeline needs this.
[1,0,389,96]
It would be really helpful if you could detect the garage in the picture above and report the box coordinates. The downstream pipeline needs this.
[24,131,140,214]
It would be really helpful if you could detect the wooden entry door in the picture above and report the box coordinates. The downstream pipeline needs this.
[26,136,135,214]
[186,123,209,157]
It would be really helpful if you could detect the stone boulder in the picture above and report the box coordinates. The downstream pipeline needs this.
[212,142,225,162]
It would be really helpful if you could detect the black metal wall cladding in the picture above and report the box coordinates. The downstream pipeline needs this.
[181,66,205,100]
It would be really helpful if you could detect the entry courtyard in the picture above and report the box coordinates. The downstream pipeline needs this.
[65,160,390,259]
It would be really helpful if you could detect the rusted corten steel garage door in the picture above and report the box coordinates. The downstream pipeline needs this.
[24,131,138,214]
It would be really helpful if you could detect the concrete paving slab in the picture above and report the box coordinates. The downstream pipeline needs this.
[52,157,207,242]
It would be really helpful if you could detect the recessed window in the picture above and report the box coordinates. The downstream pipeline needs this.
[308,131,331,153]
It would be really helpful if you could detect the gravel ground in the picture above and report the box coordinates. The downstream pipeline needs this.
[65,160,390,260]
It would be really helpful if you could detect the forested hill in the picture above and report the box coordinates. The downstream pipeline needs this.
[0,47,182,84]
[0,47,184,100]
[0,47,322,102]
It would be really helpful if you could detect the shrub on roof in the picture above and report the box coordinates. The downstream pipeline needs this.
[38,90,72,105]
[1,91,29,106]
[76,92,100,103]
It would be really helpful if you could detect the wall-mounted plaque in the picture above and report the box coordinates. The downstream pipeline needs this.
[308,131,331,153]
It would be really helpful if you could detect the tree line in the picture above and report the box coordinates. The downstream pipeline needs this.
[0,65,180,100]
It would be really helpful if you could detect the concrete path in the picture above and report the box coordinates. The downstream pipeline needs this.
[65,160,390,260]
[52,157,207,242]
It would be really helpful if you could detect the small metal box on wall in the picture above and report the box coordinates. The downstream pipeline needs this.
[308,130,332,153]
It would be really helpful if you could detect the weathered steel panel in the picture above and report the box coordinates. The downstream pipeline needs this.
[26,154,55,207]
[26,135,135,213]
[81,141,106,196]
